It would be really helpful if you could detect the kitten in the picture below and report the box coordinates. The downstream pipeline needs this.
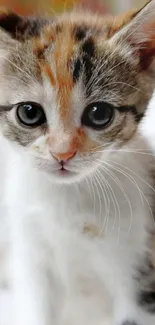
[0,1,155,325]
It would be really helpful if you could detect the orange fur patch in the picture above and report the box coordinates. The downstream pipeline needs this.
[41,63,56,86]
[34,23,75,122]
[69,128,98,154]
[47,126,98,157]
[33,25,57,58]
[53,151,75,161]
[53,26,74,120]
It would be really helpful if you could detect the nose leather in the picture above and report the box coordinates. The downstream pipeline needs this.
[52,151,76,161]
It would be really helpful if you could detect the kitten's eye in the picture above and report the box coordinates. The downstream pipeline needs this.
[16,102,46,127]
[82,102,114,130]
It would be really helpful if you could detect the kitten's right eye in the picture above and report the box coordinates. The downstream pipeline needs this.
[16,102,46,127]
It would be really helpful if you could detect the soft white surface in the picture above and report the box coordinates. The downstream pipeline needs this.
[0,97,155,325]
[141,92,155,152]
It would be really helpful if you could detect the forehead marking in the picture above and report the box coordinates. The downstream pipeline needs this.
[38,25,75,122]
[73,26,88,41]
[73,58,82,83]
[35,24,95,124]
[41,63,56,86]
[54,27,75,121]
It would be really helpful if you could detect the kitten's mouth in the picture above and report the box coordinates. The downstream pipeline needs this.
[37,158,78,179]
[58,166,69,176]
[56,161,75,177]
[56,163,78,178]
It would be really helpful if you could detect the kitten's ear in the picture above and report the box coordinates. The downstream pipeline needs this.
[112,0,155,70]
[0,7,48,41]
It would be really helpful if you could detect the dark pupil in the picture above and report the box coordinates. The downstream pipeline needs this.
[24,105,37,119]
[91,106,104,121]
[90,104,111,125]
[81,101,114,130]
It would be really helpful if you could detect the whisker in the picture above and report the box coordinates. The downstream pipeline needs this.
[88,176,96,223]
[99,165,122,241]
[106,160,155,229]
[94,169,109,230]
[92,149,155,157]
[93,173,102,225]
[112,159,155,195]
[99,163,133,237]
[95,169,115,235]
[86,160,121,238]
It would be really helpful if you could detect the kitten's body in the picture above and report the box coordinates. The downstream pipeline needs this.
[0,132,155,325]
[1,1,155,325]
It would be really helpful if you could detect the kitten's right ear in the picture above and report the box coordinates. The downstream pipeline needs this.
[0,7,48,41]
[110,0,155,70]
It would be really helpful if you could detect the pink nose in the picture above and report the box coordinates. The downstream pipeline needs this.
[52,151,76,162]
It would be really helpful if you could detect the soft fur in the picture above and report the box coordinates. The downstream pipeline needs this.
[0,1,155,325]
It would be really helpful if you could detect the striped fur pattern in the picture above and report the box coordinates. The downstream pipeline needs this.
[0,1,155,325]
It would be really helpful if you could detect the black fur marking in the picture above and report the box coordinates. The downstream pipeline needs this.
[138,287,155,313]
[74,26,87,41]
[83,54,94,91]
[55,24,62,34]
[34,43,49,60]
[0,12,23,37]
[137,258,155,314]
[82,37,95,57]
[81,38,95,91]
[73,58,82,82]
[80,37,96,91]
[20,17,48,39]
[0,12,48,40]
[116,106,144,122]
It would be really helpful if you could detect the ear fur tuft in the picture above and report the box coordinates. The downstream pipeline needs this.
[112,0,155,70]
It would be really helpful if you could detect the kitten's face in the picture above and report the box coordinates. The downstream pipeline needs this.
[0,2,155,184]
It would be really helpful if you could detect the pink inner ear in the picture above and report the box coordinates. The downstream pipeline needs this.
[139,39,155,70]
[130,21,155,70]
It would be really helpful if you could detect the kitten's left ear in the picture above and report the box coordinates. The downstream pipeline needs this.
[0,7,48,41]
[112,0,155,70]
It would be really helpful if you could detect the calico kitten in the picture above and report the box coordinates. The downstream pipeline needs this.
[0,1,155,325]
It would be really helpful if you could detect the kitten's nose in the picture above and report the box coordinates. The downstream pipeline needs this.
[52,151,76,162]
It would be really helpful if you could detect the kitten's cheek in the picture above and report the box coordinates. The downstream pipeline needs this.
[32,135,49,152]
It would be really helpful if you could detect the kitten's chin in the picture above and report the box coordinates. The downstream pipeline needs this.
[54,169,80,184]
[35,159,100,184]
[47,170,85,184]
[38,166,85,184]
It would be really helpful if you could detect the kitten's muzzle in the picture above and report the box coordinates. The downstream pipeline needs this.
[51,151,77,173]
[50,151,77,177]
[52,151,76,162]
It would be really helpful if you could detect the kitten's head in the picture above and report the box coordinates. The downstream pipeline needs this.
[0,1,155,184]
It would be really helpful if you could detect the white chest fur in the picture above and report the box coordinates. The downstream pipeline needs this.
[0,135,154,325]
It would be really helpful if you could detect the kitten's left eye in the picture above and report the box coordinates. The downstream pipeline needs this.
[82,102,114,130]
[16,102,46,127]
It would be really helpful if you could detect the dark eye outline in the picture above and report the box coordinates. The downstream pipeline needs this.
[81,102,114,130]
[16,102,46,127]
